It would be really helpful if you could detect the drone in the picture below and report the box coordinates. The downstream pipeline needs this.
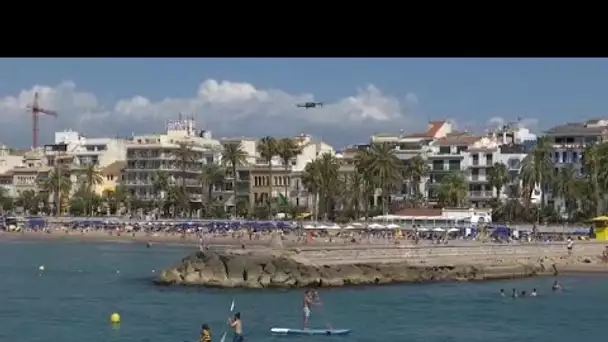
[296,102,324,109]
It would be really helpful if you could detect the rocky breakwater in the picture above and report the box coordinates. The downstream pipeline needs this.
[155,249,561,289]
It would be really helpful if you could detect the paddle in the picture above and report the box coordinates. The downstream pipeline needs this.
[220,299,235,342]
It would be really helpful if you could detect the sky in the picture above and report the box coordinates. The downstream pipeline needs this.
[1,58,608,149]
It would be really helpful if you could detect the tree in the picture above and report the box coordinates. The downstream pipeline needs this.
[405,155,429,207]
[521,137,554,223]
[488,162,509,201]
[43,170,72,215]
[276,138,301,209]
[153,171,170,217]
[552,165,579,220]
[199,164,225,217]
[437,172,468,207]
[258,136,278,219]
[79,165,104,215]
[355,143,402,215]
[221,142,249,218]
[172,142,198,217]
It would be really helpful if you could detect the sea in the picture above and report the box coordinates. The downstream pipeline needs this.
[1,240,606,342]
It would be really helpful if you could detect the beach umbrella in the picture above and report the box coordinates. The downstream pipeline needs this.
[303,224,316,229]
[368,223,385,229]
[327,224,341,230]
[343,225,356,229]
[448,228,460,232]
[417,227,430,232]
[433,227,445,232]
[316,224,329,229]
[386,223,400,229]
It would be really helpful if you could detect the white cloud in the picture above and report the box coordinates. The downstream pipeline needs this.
[0,79,422,148]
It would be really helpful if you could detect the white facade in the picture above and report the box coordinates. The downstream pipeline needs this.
[52,130,128,168]
[122,119,222,206]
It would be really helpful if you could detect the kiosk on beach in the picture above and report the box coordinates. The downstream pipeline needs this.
[590,216,608,241]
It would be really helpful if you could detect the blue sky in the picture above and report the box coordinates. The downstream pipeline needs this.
[0,58,607,148]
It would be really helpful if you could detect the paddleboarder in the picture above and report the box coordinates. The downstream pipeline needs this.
[303,289,320,329]
[228,312,244,342]
[199,324,212,342]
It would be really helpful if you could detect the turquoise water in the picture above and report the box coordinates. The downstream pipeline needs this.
[1,241,607,342]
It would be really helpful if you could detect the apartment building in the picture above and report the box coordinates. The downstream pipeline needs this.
[244,134,334,210]
[544,119,608,208]
[45,130,127,169]
[121,118,222,206]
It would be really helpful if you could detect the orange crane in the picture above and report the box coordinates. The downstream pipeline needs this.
[26,92,57,149]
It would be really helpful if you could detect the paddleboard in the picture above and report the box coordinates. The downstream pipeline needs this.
[271,328,351,336]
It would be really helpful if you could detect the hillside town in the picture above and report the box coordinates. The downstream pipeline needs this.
[0,112,605,232]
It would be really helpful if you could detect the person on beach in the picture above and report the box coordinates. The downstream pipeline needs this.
[566,237,574,255]
[228,312,243,342]
[199,324,211,342]
[530,288,538,297]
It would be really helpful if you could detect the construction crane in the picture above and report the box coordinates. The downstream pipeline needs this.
[26,92,57,149]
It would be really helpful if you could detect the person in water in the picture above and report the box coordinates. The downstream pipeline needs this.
[520,290,527,297]
[500,288,505,297]
[511,288,518,298]
[199,324,211,342]
[228,312,243,342]
[530,288,538,297]
[552,280,562,291]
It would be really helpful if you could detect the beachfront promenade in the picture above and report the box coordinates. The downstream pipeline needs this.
[287,241,608,265]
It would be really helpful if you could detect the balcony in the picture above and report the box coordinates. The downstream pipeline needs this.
[469,190,493,198]
[470,175,487,182]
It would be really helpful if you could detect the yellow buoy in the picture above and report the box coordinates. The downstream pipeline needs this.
[110,313,121,324]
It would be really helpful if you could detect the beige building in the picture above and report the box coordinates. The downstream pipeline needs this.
[121,118,223,209]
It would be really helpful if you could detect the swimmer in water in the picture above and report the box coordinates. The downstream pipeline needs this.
[511,288,518,298]
[500,288,505,297]
[530,288,538,297]
[552,280,561,291]
[520,290,527,297]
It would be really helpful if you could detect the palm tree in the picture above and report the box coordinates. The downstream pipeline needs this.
[258,136,278,219]
[302,153,340,220]
[488,162,509,201]
[153,171,170,217]
[172,142,198,217]
[79,165,104,215]
[43,170,72,215]
[15,190,39,215]
[276,138,301,207]
[199,164,225,217]
[521,137,554,223]
[221,142,249,218]
[583,143,608,216]
[405,155,429,207]
[342,170,365,219]
[437,172,468,207]
[355,143,402,215]
[552,165,579,220]
[302,158,322,220]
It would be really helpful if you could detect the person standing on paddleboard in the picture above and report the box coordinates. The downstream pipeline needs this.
[228,312,244,342]
[303,289,320,329]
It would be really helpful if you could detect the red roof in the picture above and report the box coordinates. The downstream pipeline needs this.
[403,121,446,138]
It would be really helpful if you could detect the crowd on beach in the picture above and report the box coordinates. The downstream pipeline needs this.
[0,216,591,247]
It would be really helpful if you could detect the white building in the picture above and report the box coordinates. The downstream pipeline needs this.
[49,130,127,168]
[121,118,222,211]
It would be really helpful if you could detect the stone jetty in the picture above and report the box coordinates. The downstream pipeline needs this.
[155,242,608,288]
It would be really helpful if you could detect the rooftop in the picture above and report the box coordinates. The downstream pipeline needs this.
[545,121,608,136]
[434,135,480,147]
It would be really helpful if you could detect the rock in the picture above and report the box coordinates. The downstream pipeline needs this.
[154,249,577,289]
